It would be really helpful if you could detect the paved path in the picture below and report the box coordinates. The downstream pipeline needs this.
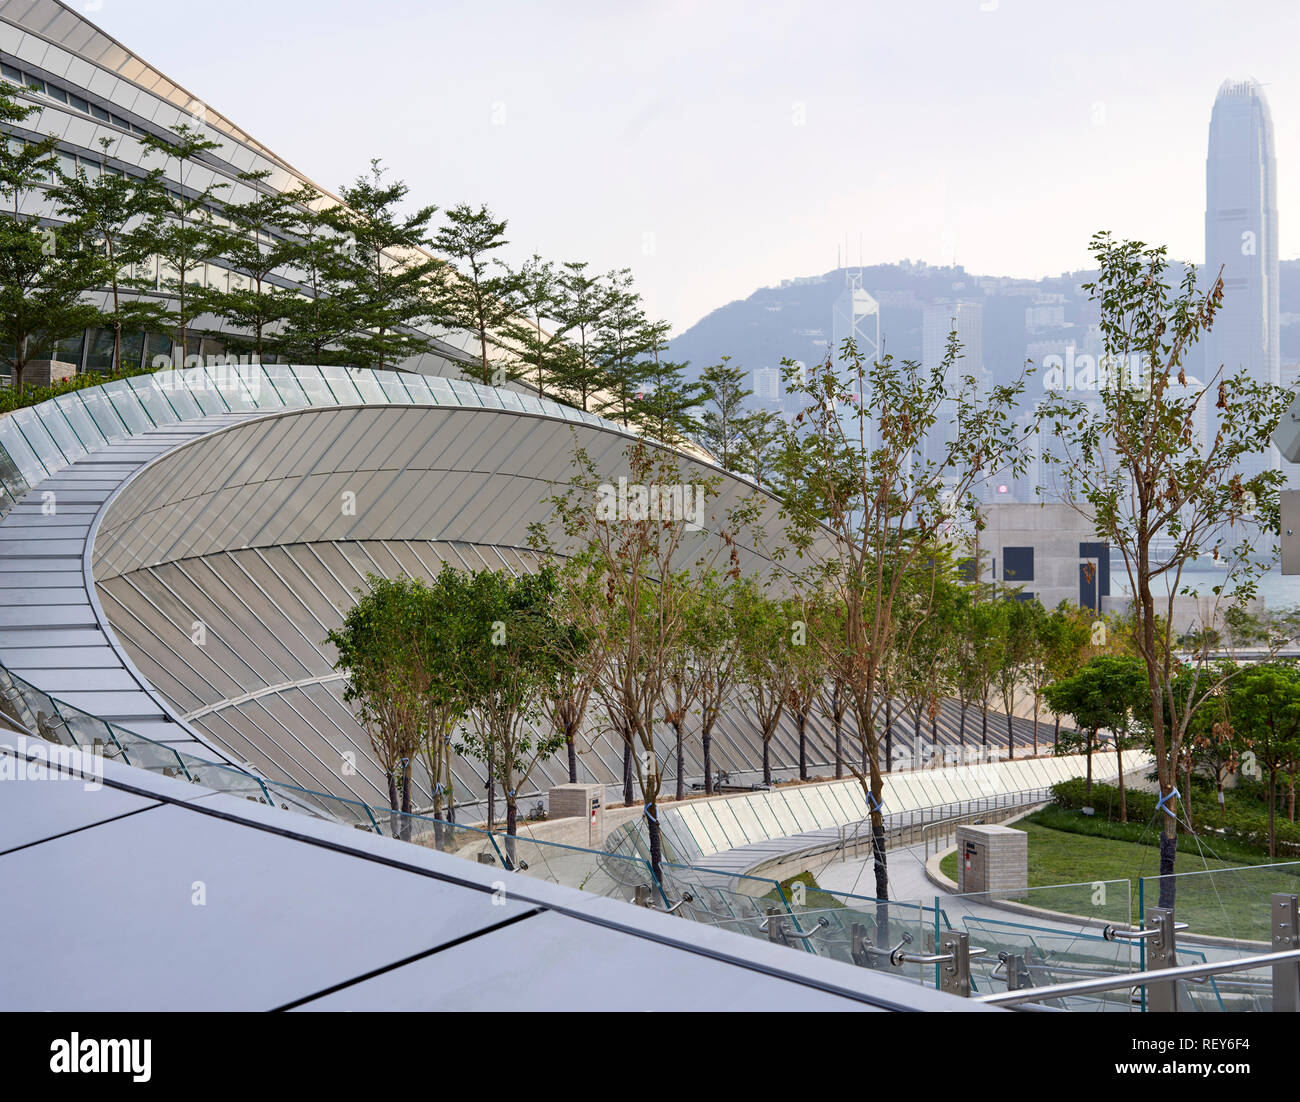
[0,416,253,761]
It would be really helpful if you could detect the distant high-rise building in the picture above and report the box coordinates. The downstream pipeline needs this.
[831,273,881,370]
[1203,78,1280,481]
[830,272,881,444]
[923,301,984,469]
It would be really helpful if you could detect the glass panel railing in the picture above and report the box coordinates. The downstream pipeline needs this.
[389,812,504,861]
[176,367,231,416]
[9,407,67,473]
[98,379,155,433]
[51,394,108,451]
[937,880,1136,1010]
[77,387,130,440]
[290,365,336,406]
[398,373,435,404]
[237,364,283,410]
[152,372,205,420]
[489,827,662,904]
[1139,861,1300,1012]
[318,365,363,405]
[32,403,87,463]
[261,365,311,408]
[424,375,457,405]
[660,862,797,939]
[197,365,258,412]
[125,375,181,425]
[345,368,389,406]
[373,370,415,404]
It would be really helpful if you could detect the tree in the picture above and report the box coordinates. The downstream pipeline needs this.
[785,594,829,781]
[549,261,605,411]
[531,439,761,880]
[206,171,316,361]
[1045,654,1147,809]
[1228,663,1300,857]
[661,588,709,801]
[325,159,443,370]
[995,597,1045,760]
[136,124,230,358]
[1033,603,1086,754]
[452,566,565,861]
[542,557,603,785]
[1186,665,1237,822]
[734,581,796,787]
[738,409,785,491]
[413,565,476,836]
[896,564,962,768]
[278,198,361,366]
[969,595,1008,753]
[593,268,651,427]
[508,254,566,398]
[0,86,102,391]
[52,137,169,375]
[694,568,746,795]
[697,356,752,470]
[1042,231,1295,905]
[432,203,522,385]
[774,332,1033,908]
[326,576,427,837]
[637,323,703,446]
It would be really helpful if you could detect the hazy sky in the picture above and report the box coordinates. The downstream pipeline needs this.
[86,0,1300,332]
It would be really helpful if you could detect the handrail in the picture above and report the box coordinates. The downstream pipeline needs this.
[975,947,1300,1007]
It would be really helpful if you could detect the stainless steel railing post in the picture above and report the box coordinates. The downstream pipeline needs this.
[1274,893,1300,1013]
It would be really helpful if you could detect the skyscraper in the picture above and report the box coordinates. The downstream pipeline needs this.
[1203,78,1280,481]
[923,301,985,471]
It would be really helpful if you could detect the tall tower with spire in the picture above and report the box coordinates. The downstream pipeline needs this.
[1203,78,1280,481]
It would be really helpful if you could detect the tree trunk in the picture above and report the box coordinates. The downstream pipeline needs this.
[980,700,989,749]
[1116,738,1127,823]
[505,797,518,870]
[702,722,713,794]
[647,800,663,883]
[930,708,938,768]
[1085,730,1094,804]
[885,699,893,772]
[622,738,633,806]
[386,770,399,838]
[566,722,578,784]
[1269,770,1277,858]
[1053,714,1060,754]
[913,706,921,769]
[487,774,495,831]
[1032,696,1039,756]
[871,806,889,911]
[762,737,772,787]
[798,713,808,781]
[675,722,685,801]
[958,698,967,749]
[834,710,843,780]
[1006,707,1015,760]
[399,758,412,840]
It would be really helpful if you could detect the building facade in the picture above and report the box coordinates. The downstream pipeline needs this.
[0,0,474,377]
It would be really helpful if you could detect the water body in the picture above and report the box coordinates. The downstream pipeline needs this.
[1109,559,1300,613]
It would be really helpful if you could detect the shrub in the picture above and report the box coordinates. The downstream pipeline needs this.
[1049,778,1300,856]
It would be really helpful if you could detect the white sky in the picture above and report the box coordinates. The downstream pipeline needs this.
[86,0,1300,332]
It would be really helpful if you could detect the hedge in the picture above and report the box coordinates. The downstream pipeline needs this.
[1050,777,1300,857]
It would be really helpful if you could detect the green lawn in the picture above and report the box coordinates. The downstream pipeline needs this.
[939,817,1300,941]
